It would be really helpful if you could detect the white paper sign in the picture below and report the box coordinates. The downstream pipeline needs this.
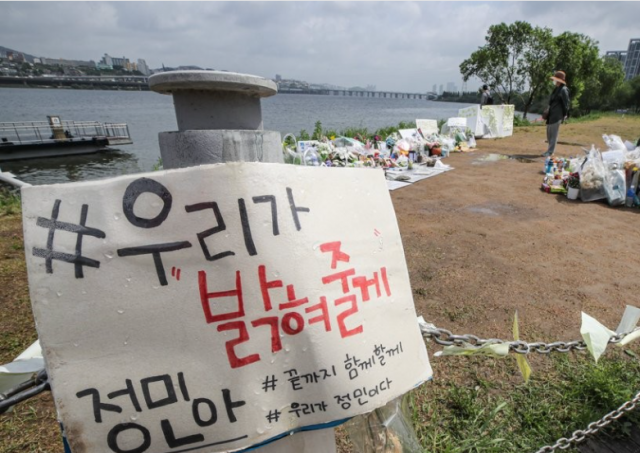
[297,140,320,153]
[398,129,417,139]
[22,162,431,453]
[416,119,438,136]
[446,117,467,129]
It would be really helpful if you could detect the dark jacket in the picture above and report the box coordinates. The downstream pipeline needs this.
[480,90,492,106]
[547,85,570,125]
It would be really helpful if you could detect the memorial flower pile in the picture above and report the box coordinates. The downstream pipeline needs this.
[540,135,640,207]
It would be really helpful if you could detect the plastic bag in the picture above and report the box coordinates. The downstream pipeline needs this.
[302,147,321,166]
[396,154,409,167]
[602,134,626,151]
[345,394,421,453]
[440,137,455,155]
[604,162,626,206]
[454,131,467,145]
[579,146,606,202]
[467,135,477,149]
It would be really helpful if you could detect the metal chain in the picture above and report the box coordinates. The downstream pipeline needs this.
[0,368,49,414]
[421,325,637,354]
[535,390,640,452]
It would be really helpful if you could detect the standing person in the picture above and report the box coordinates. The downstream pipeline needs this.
[480,84,493,106]
[542,71,570,157]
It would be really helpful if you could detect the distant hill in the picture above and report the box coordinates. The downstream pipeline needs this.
[0,45,38,63]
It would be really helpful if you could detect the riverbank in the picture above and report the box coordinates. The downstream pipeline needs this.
[2,116,640,452]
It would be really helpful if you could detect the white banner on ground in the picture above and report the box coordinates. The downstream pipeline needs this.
[21,162,432,453]
[458,105,515,138]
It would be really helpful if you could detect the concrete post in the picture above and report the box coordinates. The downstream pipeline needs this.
[149,70,336,453]
[149,70,283,169]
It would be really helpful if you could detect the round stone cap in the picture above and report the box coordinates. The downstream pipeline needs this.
[149,70,277,97]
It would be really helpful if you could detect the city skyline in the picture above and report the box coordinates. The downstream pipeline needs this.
[2,2,640,92]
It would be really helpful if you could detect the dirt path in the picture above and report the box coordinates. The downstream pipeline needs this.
[399,116,640,342]
[1,115,639,452]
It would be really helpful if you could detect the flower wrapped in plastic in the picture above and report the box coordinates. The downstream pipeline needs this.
[579,146,606,202]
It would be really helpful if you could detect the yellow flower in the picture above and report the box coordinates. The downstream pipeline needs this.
[330,135,336,140]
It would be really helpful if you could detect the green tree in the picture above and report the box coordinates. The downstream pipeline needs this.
[580,57,625,113]
[518,26,557,118]
[629,76,640,113]
[461,22,533,104]
[613,81,634,110]
[460,21,557,118]
[553,32,601,113]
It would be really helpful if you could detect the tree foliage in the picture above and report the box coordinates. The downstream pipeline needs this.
[459,22,618,118]
[460,22,557,118]
[553,32,601,112]
[629,76,640,113]
[581,57,625,113]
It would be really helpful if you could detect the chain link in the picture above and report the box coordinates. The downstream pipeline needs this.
[535,391,640,452]
[421,326,636,355]
[420,323,640,451]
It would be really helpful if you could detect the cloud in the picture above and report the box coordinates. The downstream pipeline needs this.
[2,1,639,92]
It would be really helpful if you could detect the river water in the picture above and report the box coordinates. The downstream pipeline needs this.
[0,87,479,185]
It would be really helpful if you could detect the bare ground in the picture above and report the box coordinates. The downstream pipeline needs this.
[1,115,640,452]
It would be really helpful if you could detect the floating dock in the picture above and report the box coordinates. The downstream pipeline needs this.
[0,118,133,161]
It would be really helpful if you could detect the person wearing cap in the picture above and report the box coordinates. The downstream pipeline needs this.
[542,70,570,157]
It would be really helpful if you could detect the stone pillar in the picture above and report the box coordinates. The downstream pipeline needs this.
[149,70,283,169]
[148,70,336,453]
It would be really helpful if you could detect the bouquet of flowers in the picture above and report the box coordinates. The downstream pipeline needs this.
[424,139,441,152]
[567,172,580,189]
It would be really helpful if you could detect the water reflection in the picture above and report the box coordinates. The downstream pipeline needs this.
[1,149,142,185]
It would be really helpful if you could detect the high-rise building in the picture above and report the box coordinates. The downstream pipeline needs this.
[446,82,457,93]
[102,53,113,67]
[275,74,282,82]
[42,58,94,67]
[432,84,437,93]
[438,84,444,95]
[101,54,131,70]
[605,50,627,68]
[606,39,640,80]
[137,59,150,76]
[111,56,130,68]
[624,39,640,80]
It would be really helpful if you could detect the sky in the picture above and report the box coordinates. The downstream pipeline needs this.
[2,1,639,92]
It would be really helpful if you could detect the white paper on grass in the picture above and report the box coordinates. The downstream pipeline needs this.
[616,305,640,346]
[416,119,438,136]
[0,340,44,394]
[21,162,432,453]
[616,305,640,334]
[619,330,640,346]
[386,180,412,191]
[580,312,615,363]
[435,343,509,357]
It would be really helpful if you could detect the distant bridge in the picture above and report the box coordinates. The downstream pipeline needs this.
[1,76,440,100]
[278,87,439,100]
